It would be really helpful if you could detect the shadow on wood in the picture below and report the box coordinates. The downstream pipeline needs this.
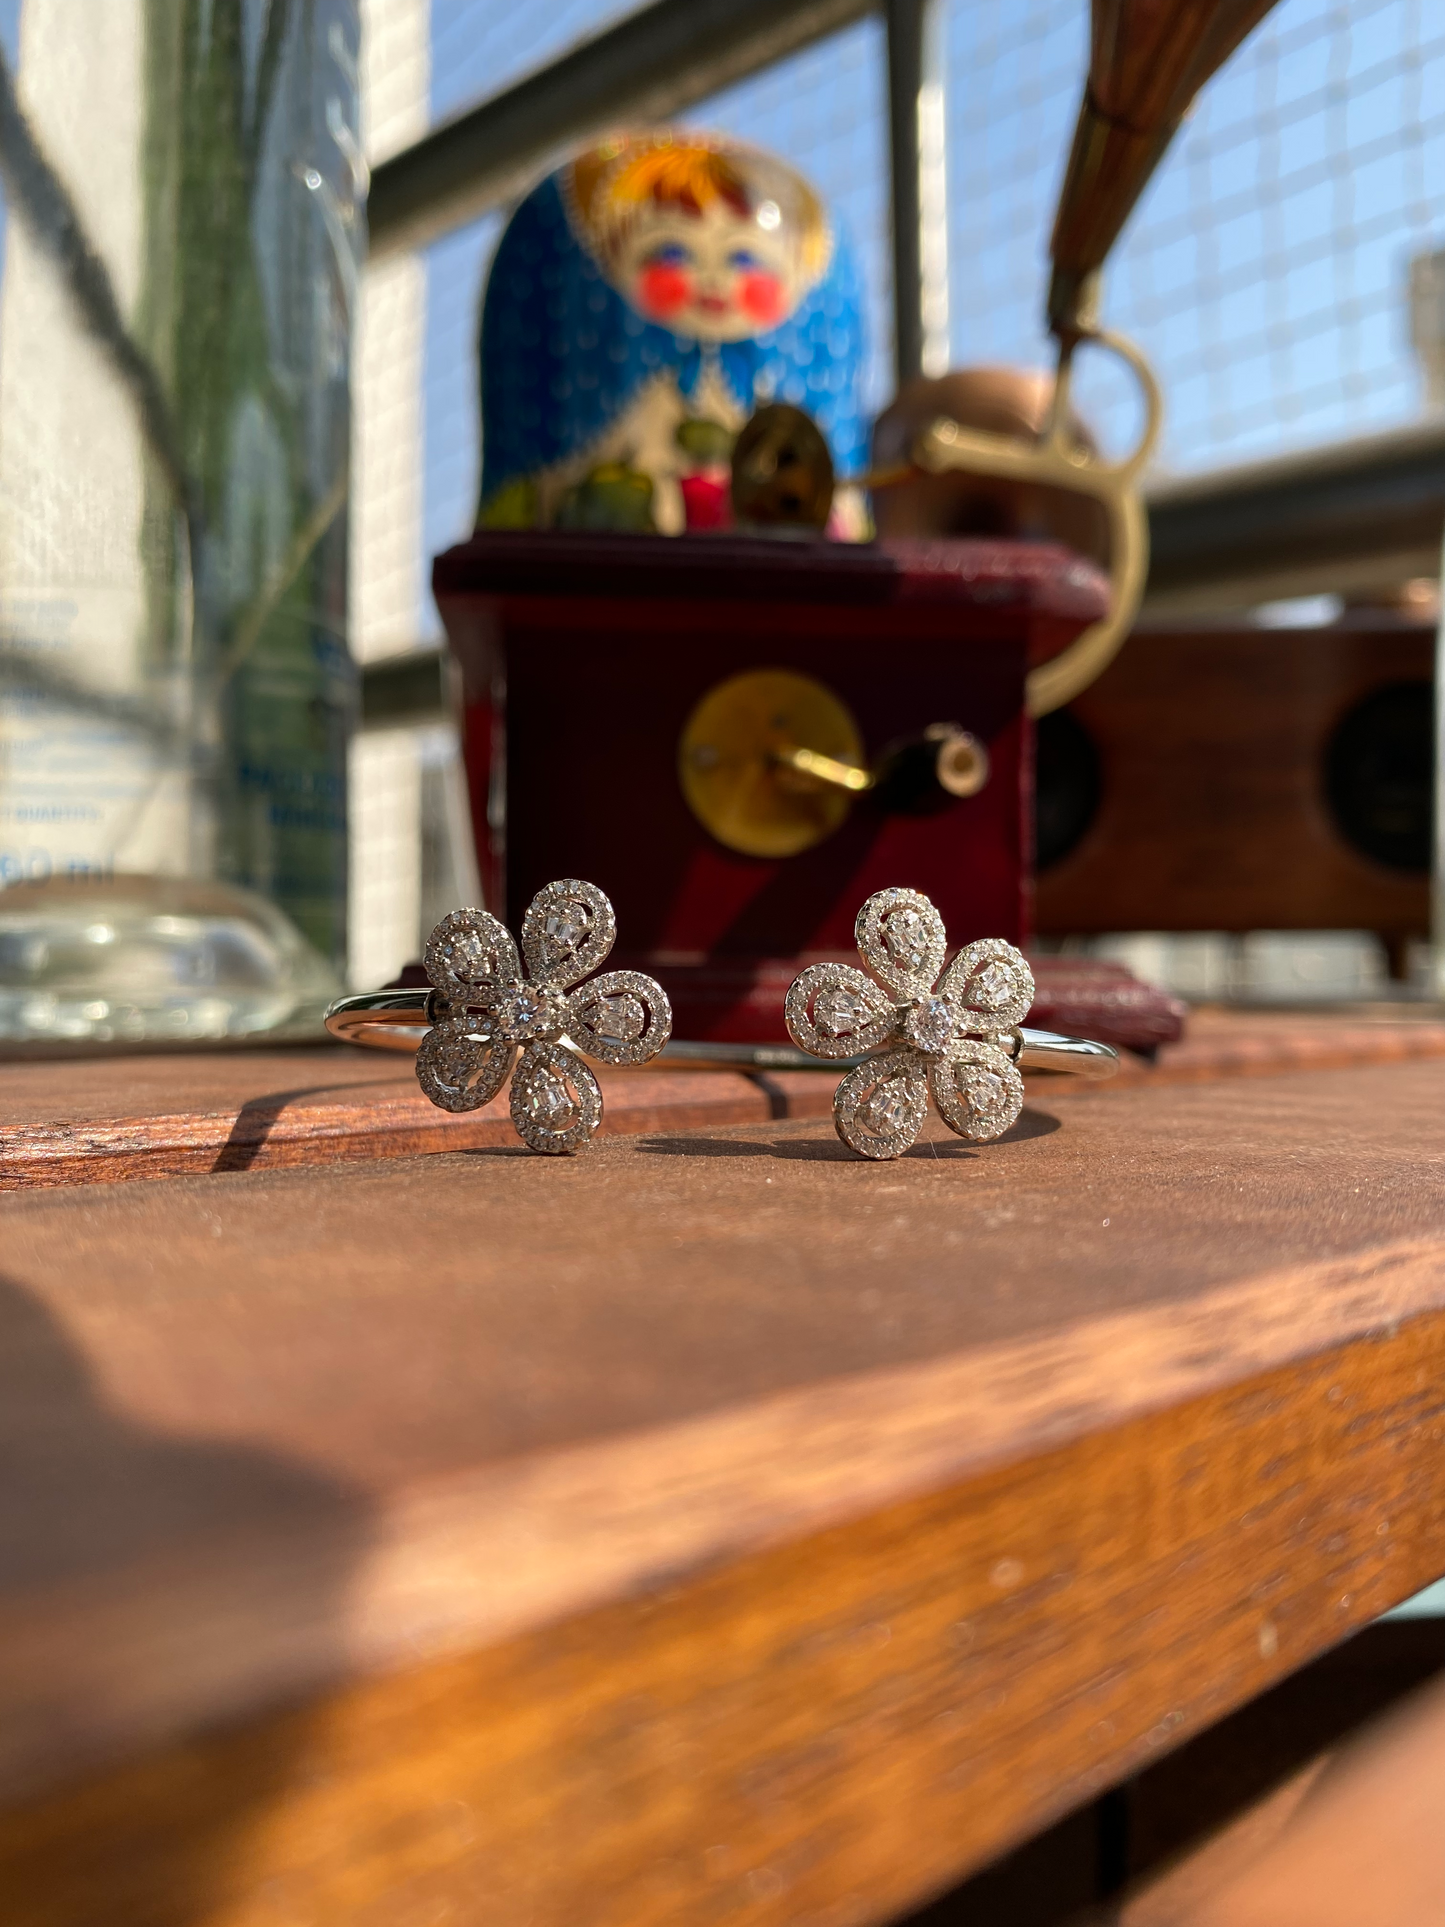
[0,1274,372,1926]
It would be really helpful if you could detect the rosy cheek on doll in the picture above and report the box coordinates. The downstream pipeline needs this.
[637,263,692,319]
[737,268,785,325]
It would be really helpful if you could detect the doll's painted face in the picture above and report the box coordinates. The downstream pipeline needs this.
[614,202,798,341]
[574,136,828,345]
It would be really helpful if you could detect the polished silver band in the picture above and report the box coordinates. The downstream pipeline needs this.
[325,989,1119,1080]
[325,988,436,1051]
[1012,1030,1120,1079]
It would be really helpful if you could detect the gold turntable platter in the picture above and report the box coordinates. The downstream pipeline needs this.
[678,669,865,859]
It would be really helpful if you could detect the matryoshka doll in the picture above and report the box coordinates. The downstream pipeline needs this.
[478,129,866,536]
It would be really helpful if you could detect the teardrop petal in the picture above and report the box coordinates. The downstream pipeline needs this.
[521,879,617,989]
[785,962,898,1059]
[423,908,520,1001]
[833,1048,930,1159]
[565,970,672,1066]
[510,1044,602,1154]
[415,1017,515,1113]
[930,1039,1024,1142]
[938,938,1034,1033]
[854,888,947,998]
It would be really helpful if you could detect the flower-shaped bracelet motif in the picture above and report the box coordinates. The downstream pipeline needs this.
[785,887,1034,1160]
[415,880,671,1154]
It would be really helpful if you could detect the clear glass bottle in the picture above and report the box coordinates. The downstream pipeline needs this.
[0,0,360,1042]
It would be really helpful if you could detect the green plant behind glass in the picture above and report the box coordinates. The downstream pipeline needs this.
[137,0,357,967]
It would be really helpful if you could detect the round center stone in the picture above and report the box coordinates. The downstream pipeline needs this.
[884,908,927,972]
[494,984,558,1042]
[814,985,870,1038]
[905,995,957,1055]
[971,960,1016,1010]
[860,1076,914,1135]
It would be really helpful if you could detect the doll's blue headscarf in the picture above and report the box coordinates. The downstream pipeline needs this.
[478,170,867,511]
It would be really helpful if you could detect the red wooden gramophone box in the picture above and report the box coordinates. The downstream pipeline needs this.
[433,530,1110,1042]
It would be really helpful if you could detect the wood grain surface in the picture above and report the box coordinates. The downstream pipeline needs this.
[2,1007,1444,1190]
[0,1058,1444,1923]
[0,1050,793,1189]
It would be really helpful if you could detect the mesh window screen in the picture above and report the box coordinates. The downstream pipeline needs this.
[948,0,1445,471]
[417,0,1445,561]
[683,17,894,420]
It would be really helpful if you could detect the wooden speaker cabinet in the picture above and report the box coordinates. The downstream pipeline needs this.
[1034,613,1435,962]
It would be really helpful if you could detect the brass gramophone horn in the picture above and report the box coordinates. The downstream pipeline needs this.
[1048,0,1283,337]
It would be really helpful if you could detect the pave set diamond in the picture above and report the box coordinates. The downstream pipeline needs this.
[884,907,930,974]
[589,990,646,1046]
[785,887,1034,1160]
[431,924,505,988]
[859,1076,917,1135]
[814,985,872,1039]
[526,1070,573,1122]
[544,901,589,951]
[416,882,670,1154]
[971,959,1018,1011]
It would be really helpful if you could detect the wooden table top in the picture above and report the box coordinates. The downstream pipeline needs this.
[2,1027,1444,1925]
[3,1003,1442,1189]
